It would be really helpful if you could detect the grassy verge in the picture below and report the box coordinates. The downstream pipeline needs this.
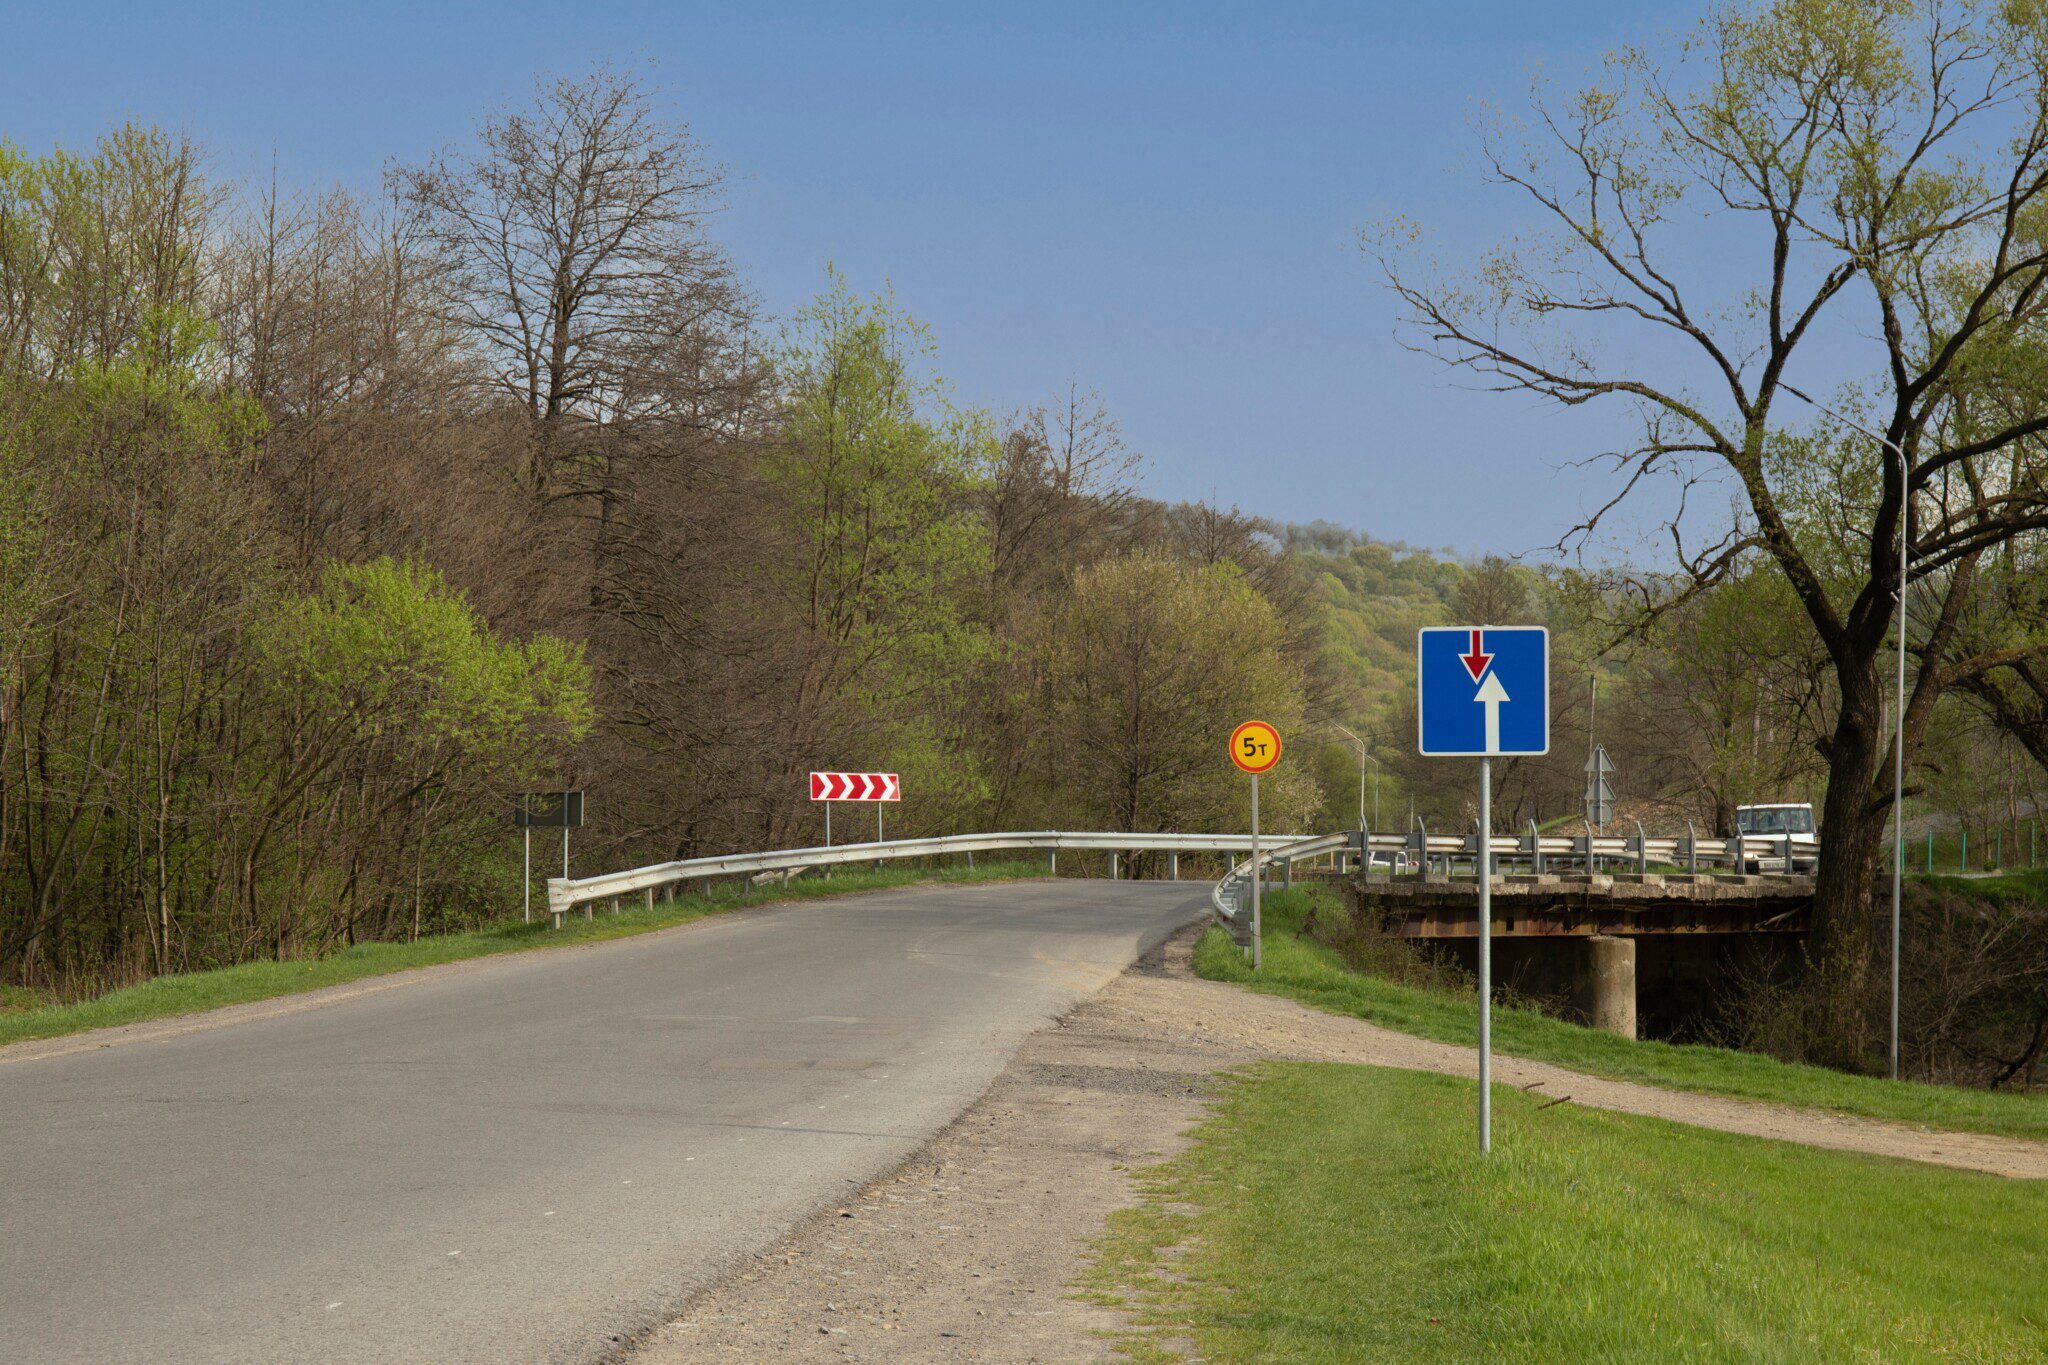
[0,860,1049,1050]
[1087,1062,2048,1362]
[1195,886,2048,1140]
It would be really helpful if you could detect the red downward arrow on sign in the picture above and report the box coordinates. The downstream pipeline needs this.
[1460,628,1493,682]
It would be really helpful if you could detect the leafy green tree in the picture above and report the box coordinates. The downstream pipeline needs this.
[762,275,996,834]
[249,557,591,948]
[1024,553,1319,841]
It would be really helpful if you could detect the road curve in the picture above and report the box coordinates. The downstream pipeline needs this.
[0,879,1208,1364]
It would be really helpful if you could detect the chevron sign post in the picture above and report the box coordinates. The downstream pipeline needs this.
[809,771,902,846]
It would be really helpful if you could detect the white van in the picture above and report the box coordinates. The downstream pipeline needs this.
[1734,803,1818,873]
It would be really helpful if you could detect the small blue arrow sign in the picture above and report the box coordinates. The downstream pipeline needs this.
[1417,626,1549,757]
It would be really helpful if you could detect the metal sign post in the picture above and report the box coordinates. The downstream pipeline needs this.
[1229,721,1283,970]
[1250,774,1261,968]
[514,791,585,924]
[1418,627,1549,1155]
[1478,756,1491,1152]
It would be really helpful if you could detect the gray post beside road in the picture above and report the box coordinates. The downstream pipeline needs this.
[1478,756,1492,1154]
[1251,773,1262,970]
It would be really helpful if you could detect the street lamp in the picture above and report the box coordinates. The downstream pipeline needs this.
[1784,383,1909,1082]
[1330,724,1380,830]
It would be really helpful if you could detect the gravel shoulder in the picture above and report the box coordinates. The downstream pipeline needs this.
[631,923,2048,1364]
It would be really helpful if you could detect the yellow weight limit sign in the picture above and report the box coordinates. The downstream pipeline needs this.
[1230,719,1281,775]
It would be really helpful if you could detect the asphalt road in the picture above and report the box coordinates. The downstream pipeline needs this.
[0,879,1207,1364]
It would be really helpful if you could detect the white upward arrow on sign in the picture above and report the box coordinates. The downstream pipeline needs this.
[1475,671,1511,754]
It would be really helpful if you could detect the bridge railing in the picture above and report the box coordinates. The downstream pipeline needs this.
[1371,824,1819,876]
[543,829,1298,929]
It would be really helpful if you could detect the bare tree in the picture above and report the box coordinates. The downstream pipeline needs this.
[1380,0,2048,1047]
[396,66,743,505]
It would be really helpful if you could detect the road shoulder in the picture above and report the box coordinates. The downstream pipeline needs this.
[632,914,2048,1363]
[628,926,1245,1363]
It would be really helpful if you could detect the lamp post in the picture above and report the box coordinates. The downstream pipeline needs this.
[1331,724,1380,830]
[1784,383,1910,1082]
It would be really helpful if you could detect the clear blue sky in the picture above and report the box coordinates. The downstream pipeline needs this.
[3,1,1711,558]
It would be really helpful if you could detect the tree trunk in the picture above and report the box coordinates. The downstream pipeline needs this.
[1807,659,1887,1064]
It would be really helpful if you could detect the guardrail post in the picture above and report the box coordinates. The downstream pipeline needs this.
[644,887,654,912]
[1577,822,1592,874]
[1410,818,1430,880]
[1108,851,1119,880]
[1048,848,1057,874]
[1282,855,1293,888]
[1684,821,1698,874]
[1525,819,1543,874]
[966,850,974,870]
[1631,820,1647,874]
[1731,830,1745,874]
[1169,850,1179,880]
[1783,832,1795,871]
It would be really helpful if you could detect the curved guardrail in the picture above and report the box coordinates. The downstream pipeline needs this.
[1210,832,1350,923]
[543,829,1301,928]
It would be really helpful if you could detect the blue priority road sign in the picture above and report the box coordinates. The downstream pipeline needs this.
[1418,626,1550,757]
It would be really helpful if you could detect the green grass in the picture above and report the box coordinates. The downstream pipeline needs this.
[1087,1062,2048,1362]
[1196,886,2048,1141]
[0,860,1050,1050]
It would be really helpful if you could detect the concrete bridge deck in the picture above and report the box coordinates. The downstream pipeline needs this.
[1356,871,1815,939]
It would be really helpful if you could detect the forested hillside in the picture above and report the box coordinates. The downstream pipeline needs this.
[0,73,1340,998]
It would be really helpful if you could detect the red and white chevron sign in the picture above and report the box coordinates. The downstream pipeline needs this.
[809,771,901,802]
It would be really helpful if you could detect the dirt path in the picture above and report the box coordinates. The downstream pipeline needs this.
[629,926,2048,1363]
[1126,962,2048,1182]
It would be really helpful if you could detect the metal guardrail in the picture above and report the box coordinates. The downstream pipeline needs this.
[1211,833,1350,923]
[543,829,1301,928]
[546,823,1819,930]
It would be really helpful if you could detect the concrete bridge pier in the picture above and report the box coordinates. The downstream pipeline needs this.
[1574,935,1637,1039]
